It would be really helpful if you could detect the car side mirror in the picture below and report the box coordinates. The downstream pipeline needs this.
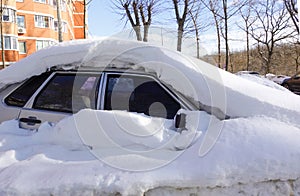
[175,113,186,129]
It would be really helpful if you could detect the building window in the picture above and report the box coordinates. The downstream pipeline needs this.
[61,0,67,11]
[54,21,68,32]
[2,8,16,23]
[12,37,17,49]
[4,37,11,49]
[36,40,55,51]
[62,22,67,32]
[35,15,53,28]
[49,0,56,6]
[34,0,47,3]
[17,15,25,28]
[19,41,26,54]
[0,36,18,50]
[50,0,66,11]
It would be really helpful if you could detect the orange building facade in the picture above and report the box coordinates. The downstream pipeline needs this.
[0,0,86,67]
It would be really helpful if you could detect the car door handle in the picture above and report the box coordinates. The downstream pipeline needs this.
[19,117,42,125]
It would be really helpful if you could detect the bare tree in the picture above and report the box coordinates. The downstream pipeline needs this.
[210,1,222,68]
[200,0,222,67]
[220,0,249,71]
[237,0,256,71]
[202,0,248,70]
[114,0,142,41]
[284,0,299,34]
[113,0,158,41]
[139,0,157,41]
[186,0,210,58]
[249,0,295,74]
[171,0,190,52]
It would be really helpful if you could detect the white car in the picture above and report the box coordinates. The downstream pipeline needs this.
[0,39,228,130]
[271,75,291,85]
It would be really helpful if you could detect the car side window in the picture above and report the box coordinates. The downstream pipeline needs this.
[4,72,51,107]
[33,73,100,113]
[104,74,181,119]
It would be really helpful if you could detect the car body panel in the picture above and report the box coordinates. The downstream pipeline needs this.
[18,108,70,130]
[0,83,23,122]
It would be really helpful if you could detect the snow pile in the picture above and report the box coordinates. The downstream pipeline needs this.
[0,110,300,195]
[0,38,300,195]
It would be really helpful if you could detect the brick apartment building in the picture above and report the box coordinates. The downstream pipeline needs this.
[0,0,86,67]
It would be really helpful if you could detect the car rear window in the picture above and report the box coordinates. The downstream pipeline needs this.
[4,72,51,107]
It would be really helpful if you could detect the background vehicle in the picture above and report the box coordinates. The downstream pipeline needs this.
[269,74,291,85]
[235,71,260,76]
[282,72,300,95]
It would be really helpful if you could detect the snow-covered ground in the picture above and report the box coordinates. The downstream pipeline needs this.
[0,38,300,195]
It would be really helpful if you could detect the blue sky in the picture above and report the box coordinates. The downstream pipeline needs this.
[87,0,124,37]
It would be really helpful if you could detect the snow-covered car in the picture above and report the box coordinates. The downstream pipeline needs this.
[0,38,232,131]
[1,38,300,195]
[282,72,300,95]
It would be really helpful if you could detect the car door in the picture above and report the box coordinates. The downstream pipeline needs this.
[18,72,101,130]
[101,72,186,119]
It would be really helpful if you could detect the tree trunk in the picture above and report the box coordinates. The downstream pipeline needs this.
[212,5,221,68]
[177,23,184,52]
[134,26,142,41]
[143,25,149,42]
[172,0,189,52]
[196,37,200,59]
[217,26,221,68]
[246,29,250,70]
[223,0,229,71]
[56,0,63,42]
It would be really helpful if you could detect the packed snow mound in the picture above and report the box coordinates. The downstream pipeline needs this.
[0,110,300,195]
